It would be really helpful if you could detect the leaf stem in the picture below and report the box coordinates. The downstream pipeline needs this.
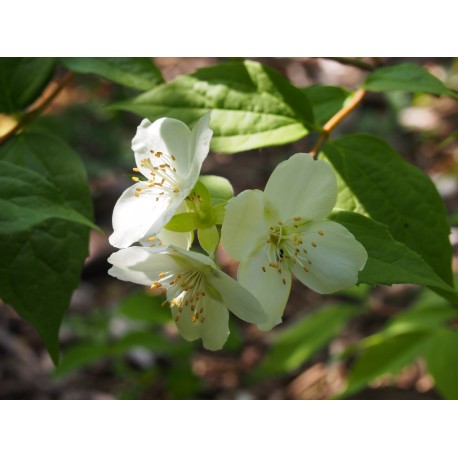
[310,88,366,158]
[0,72,73,145]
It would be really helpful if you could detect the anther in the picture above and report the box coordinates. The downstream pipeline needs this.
[174,315,180,322]
[303,267,309,272]
[282,278,286,285]
[307,259,312,265]
[161,300,167,307]
[171,155,176,161]
[311,242,317,247]
[294,217,301,221]
[132,167,139,172]
[318,231,324,236]
[200,317,205,323]
[132,177,140,182]
[262,266,266,272]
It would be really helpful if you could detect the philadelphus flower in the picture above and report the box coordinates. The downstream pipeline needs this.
[221,153,368,331]
[108,246,267,350]
[140,201,192,251]
[109,112,213,249]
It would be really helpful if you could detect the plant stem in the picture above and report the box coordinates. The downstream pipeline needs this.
[0,72,73,145]
[310,88,366,158]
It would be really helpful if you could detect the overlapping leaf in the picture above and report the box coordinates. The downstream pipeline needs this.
[111,60,315,153]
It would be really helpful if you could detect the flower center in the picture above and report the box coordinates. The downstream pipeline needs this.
[264,217,324,276]
[151,268,208,324]
[132,149,183,200]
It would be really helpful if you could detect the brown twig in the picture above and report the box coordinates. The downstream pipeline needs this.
[0,72,73,145]
[310,88,367,158]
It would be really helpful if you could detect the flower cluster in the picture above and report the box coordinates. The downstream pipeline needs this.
[108,113,267,350]
[108,112,368,350]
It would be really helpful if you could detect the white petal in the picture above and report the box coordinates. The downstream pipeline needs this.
[109,183,181,248]
[187,111,213,180]
[132,117,191,178]
[163,246,220,271]
[290,220,367,294]
[264,153,337,222]
[237,248,292,331]
[158,228,192,250]
[140,201,192,250]
[171,296,229,351]
[107,246,182,286]
[207,267,267,324]
[200,298,230,350]
[221,189,269,261]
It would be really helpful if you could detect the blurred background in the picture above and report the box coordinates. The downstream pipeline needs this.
[0,57,457,400]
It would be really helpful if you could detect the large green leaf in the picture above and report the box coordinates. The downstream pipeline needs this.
[330,212,456,297]
[60,57,164,91]
[341,332,434,397]
[254,304,359,377]
[424,329,458,400]
[302,85,350,125]
[0,58,56,113]
[323,135,453,289]
[364,63,455,96]
[0,129,93,362]
[111,59,315,153]
[0,161,95,233]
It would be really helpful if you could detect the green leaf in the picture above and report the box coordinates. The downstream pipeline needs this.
[164,212,198,232]
[302,85,350,125]
[60,57,164,91]
[111,59,315,153]
[364,63,455,96]
[198,175,234,206]
[424,329,458,399]
[254,304,359,377]
[0,129,93,362]
[384,302,458,336]
[323,134,454,289]
[197,225,220,255]
[54,343,110,377]
[342,332,434,397]
[0,58,56,113]
[330,212,456,297]
[112,331,172,354]
[0,161,96,233]
[116,290,171,324]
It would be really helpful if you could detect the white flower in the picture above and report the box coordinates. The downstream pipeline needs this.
[107,246,267,350]
[139,201,193,251]
[221,153,368,331]
[109,112,213,249]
